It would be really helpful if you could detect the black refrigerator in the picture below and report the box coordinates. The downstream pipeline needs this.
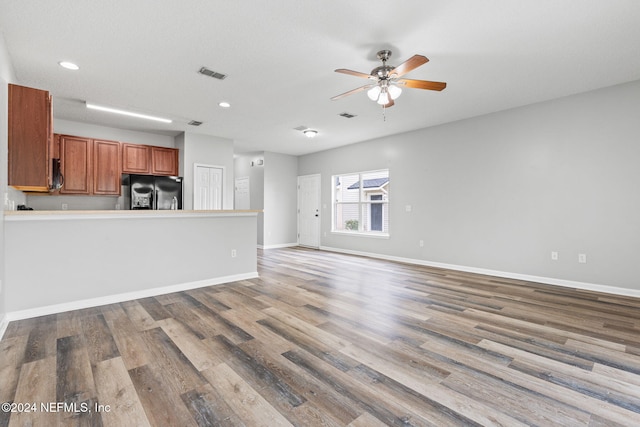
[124,174,183,210]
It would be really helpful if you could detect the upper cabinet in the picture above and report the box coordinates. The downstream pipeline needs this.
[58,135,122,196]
[123,143,178,176]
[8,84,53,192]
[59,135,93,195]
[122,143,151,174]
[151,146,179,176]
[93,140,122,195]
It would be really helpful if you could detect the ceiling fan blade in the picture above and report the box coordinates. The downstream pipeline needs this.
[335,68,375,79]
[389,55,429,77]
[396,78,447,91]
[330,84,373,101]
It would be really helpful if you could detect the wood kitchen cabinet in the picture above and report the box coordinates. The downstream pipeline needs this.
[8,84,53,192]
[122,143,151,174]
[93,140,122,195]
[59,135,92,195]
[122,144,178,176]
[59,135,122,196]
[151,146,179,176]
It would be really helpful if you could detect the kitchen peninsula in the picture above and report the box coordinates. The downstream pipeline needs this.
[4,209,259,318]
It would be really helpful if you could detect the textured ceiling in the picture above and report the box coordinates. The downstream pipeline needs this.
[1,0,640,155]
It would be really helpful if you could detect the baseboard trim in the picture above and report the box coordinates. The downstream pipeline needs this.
[319,246,640,299]
[0,314,9,341]
[5,272,259,323]
[261,243,298,250]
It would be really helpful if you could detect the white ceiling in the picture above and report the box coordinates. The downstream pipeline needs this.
[2,1,640,156]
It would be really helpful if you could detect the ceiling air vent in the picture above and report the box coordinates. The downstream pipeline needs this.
[339,112,357,118]
[188,120,203,126]
[199,67,227,80]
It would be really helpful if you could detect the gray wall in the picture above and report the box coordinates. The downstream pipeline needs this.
[264,151,298,247]
[299,80,640,291]
[180,132,234,210]
[5,213,257,313]
[233,151,298,248]
[54,119,176,147]
[234,152,265,246]
[0,33,16,324]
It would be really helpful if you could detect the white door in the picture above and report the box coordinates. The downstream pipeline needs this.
[298,174,321,248]
[194,164,223,210]
[234,177,250,210]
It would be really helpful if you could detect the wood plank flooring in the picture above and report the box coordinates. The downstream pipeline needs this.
[2,247,640,426]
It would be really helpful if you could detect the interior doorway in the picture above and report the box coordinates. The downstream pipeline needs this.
[234,177,250,210]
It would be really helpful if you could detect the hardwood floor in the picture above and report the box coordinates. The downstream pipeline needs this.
[2,247,640,426]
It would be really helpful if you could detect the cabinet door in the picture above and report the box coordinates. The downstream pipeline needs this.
[122,143,151,174]
[151,146,179,176]
[93,140,121,195]
[8,84,52,192]
[60,136,93,195]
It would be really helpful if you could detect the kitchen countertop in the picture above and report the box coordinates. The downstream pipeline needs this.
[4,209,262,221]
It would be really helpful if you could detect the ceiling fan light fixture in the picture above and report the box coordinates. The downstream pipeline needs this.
[367,86,381,101]
[332,49,446,110]
[388,84,402,100]
[377,90,390,105]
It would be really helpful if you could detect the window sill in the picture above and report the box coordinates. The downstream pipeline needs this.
[330,230,390,239]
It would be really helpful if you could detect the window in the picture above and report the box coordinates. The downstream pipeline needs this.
[332,169,389,236]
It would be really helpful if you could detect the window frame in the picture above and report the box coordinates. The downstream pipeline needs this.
[331,169,390,238]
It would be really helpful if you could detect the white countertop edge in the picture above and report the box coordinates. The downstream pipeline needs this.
[4,210,260,221]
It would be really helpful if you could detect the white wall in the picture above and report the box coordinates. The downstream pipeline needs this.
[299,80,640,292]
[180,132,234,210]
[264,152,298,247]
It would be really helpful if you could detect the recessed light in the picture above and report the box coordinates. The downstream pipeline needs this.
[219,101,231,108]
[59,61,79,70]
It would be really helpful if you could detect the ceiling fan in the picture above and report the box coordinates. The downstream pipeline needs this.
[331,50,446,108]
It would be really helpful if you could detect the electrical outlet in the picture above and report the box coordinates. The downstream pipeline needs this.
[578,253,587,264]
[419,240,424,247]
[61,203,68,210]
[551,251,558,261]
[231,249,237,258]
[405,205,412,212]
